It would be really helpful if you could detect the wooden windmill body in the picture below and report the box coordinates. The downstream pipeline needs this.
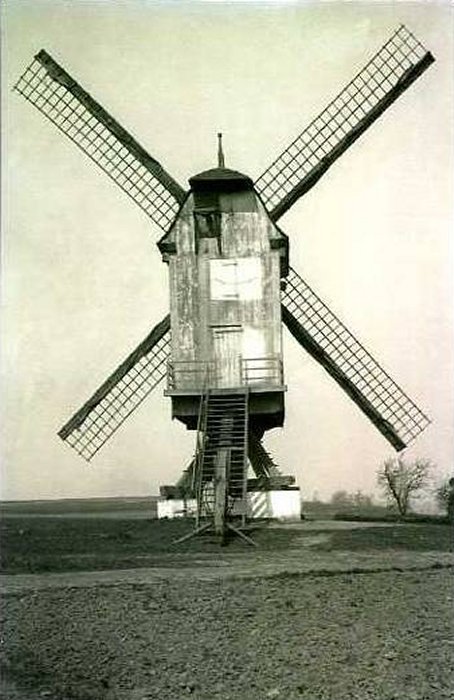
[159,156,291,536]
[161,159,286,415]
[14,25,434,541]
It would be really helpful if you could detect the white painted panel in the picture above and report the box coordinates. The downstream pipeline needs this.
[242,326,265,359]
[209,258,262,301]
[157,499,197,519]
[247,490,301,520]
[268,490,302,519]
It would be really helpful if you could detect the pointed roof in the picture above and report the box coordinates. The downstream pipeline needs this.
[189,167,254,192]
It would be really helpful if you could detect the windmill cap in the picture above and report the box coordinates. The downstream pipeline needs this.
[189,167,254,193]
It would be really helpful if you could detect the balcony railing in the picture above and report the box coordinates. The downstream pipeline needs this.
[167,360,214,391]
[167,357,284,391]
[241,357,283,386]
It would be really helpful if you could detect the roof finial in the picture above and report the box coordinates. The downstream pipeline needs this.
[217,132,225,168]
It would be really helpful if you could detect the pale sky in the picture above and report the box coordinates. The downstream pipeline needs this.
[1,0,453,502]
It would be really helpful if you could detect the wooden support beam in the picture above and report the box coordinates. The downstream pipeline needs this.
[214,448,229,538]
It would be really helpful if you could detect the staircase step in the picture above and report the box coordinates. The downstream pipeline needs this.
[207,414,245,418]
[206,427,245,432]
[205,432,246,438]
[205,433,246,440]
[208,396,247,400]
[207,398,246,401]
[205,435,246,440]
[207,418,246,422]
[206,416,246,421]
[206,408,246,414]
[205,440,246,446]
[206,416,245,421]
[204,448,245,455]
[208,395,247,400]
[208,410,245,414]
[207,404,247,409]
[209,392,245,395]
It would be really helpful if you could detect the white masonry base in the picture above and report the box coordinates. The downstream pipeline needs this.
[157,488,301,521]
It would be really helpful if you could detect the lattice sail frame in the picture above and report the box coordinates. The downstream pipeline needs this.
[14,50,186,231]
[282,268,430,450]
[59,317,170,461]
[256,25,434,220]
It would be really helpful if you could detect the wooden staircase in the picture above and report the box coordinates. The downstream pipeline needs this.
[195,389,249,528]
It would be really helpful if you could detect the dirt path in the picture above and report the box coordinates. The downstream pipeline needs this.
[2,549,452,593]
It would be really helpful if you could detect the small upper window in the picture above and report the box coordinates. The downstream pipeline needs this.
[194,208,222,254]
[194,209,221,238]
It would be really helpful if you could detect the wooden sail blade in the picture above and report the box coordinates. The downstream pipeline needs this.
[255,25,435,221]
[282,267,430,450]
[14,50,186,231]
[58,316,170,461]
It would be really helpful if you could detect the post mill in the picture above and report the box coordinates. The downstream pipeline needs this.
[14,25,433,542]
[158,138,291,540]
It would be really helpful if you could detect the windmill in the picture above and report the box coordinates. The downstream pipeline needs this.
[14,25,433,542]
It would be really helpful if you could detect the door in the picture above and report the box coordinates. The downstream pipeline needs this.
[212,326,242,388]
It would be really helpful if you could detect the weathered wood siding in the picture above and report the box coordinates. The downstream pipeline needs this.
[167,191,284,390]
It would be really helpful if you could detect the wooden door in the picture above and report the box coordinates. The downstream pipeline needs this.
[212,327,242,388]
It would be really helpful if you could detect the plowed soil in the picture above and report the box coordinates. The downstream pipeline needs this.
[1,519,453,700]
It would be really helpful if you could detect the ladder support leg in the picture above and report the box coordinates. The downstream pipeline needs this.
[226,522,257,547]
[172,520,212,544]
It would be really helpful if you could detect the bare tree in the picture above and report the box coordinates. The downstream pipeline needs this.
[376,457,432,516]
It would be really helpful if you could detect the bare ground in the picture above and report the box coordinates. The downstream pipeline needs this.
[1,520,453,700]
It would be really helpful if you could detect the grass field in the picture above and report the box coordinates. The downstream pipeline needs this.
[1,513,452,575]
[0,496,159,516]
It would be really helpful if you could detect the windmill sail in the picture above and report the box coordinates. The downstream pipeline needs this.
[255,25,434,221]
[282,267,430,450]
[59,316,170,461]
[14,50,186,231]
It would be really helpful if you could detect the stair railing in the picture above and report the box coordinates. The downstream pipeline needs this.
[193,363,212,527]
[240,389,250,526]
